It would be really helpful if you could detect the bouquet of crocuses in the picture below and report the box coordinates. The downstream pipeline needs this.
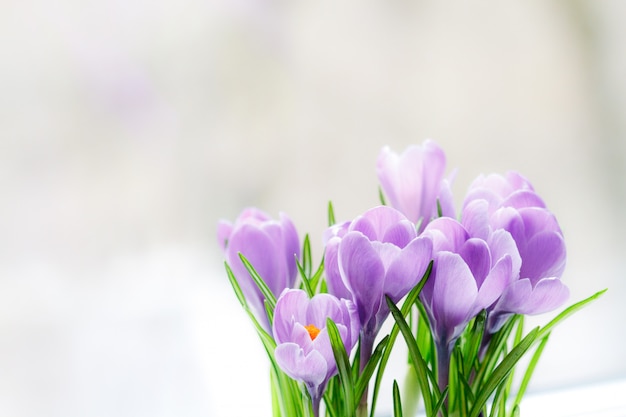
[217,140,605,417]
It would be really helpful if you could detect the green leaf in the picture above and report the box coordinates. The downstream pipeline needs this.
[355,335,389,405]
[302,234,313,279]
[469,327,540,417]
[239,252,277,310]
[513,333,551,409]
[393,380,403,417]
[386,295,438,417]
[378,187,387,206]
[327,318,356,417]
[369,261,433,417]
[537,288,607,339]
[328,201,336,226]
[224,261,247,307]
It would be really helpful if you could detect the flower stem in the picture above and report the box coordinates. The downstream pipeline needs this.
[357,330,376,417]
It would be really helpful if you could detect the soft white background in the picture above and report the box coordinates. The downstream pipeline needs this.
[1,1,625,416]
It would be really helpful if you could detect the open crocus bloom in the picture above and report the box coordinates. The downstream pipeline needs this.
[273,289,360,404]
[376,140,454,230]
[217,207,300,330]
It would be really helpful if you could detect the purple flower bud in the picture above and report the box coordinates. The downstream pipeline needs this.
[325,206,432,335]
[272,289,360,405]
[461,172,569,332]
[421,217,520,348]
[376,140,454,230]
[218,207,301,330]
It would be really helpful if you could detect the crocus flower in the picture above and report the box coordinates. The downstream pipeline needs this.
[460,172,569,332]
[217,207,300,330]
[420,217,520,389]
[273,289,360,417]
[324,206,432,369]
[376,140,454,230]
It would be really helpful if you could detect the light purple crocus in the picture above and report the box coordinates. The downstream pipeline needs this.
[217,207,300,330]
[461,172,569,333]
[324,206,432,370]
[376,140,455,231]
[420,217,520,389]
[273,289,360,417]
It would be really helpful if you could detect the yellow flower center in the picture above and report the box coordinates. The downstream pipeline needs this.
[304,324,321,340]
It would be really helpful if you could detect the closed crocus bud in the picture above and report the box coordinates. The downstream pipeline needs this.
[272,289,360,414]
[421,217,520,349]
[325,206,433,373]
[376,140,453,230]
[217,207,300,330]
[420,217,520,390]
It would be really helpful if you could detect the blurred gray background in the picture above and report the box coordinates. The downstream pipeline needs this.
[1,1,625,416]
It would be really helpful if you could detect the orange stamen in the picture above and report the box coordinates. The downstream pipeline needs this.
[304,324,321,340]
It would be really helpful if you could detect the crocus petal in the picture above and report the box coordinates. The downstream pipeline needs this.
[383,236,433,303]
[216,220,233,251]
[324,237,353,301]
[519,231,566,283]
[459,238,491,287]
[350,206,416,246]
[475,254,513,311]
[275,343,327,389]
[338,232,385,327]
[461,199,491,240]
[501,190,546,210]
[273,290,310,344]
[518,278,570,315]
[431,252,478,342]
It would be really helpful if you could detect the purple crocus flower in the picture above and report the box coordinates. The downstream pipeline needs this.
[324,206,432,370]
[376,140,455,230]
[420,217,520,389]
[273,289,360,417]
[461,172,569,332]
[217,207,300,330]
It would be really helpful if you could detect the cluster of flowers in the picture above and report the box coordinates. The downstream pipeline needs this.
[218,140,600,417]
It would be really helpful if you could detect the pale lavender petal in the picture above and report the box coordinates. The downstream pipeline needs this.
[381,220,417,248]
[501,190,546,210]
[384,236,433,302]
[338,232,385,326]
[487,229,521,279]
[519,232,566,283]
[307,293,343,329]
[461,199,491,240]
[350,206,411,243]
[275,343,327,389]
[324,237,353,301]
[517,278,569,315]
[475,255,513,311]
[216,220,233,251]
[280,212,301,282]
[459,238,491,287]
[273,289,310,344]
[432,252,477,338]
[423,217,469,253]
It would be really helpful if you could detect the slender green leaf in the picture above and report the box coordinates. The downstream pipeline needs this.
[537,288,607,339]
[298,259,315,298]
[328,201,336,226]
[239,253,277,309]
[393,380,403,417]
[513,333,551,409]
[370,261,433,417]
[302,234,313,279]
[224,261,247,307]
[327,318,356,417]
[386,295,436,417]
[355,335,389,404]
[378,187,387,206]
[469,327,540,417]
